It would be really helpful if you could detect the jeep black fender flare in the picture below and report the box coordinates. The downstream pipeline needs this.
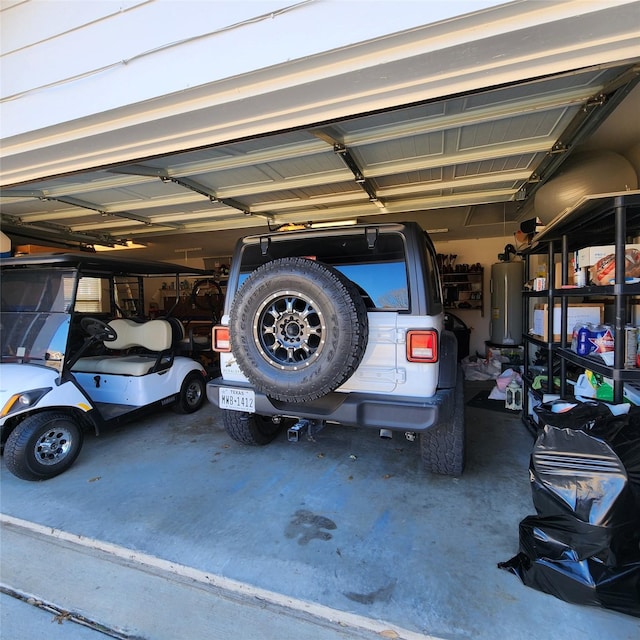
[438,329,458,389]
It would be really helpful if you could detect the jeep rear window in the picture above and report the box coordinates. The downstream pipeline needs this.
[238,232,409,310]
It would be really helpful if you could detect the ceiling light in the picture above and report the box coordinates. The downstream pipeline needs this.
[310,219,358,229]
[94,240,147,251]
[425,228,449,234]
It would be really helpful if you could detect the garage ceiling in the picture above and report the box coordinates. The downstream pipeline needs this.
[1,62,639,260]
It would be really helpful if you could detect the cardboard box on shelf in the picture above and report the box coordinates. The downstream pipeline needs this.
[531,303,605,342]
[576,244,640,268]
[554,261,575,287]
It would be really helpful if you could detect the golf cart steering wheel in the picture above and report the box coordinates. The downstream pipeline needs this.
[81,317,118,342]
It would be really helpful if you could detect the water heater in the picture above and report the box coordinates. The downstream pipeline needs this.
[490,261,524,346]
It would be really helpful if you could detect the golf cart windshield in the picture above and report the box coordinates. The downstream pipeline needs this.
[1,268,76,371]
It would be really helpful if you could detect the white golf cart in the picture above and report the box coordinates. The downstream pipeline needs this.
[0,253,211,481]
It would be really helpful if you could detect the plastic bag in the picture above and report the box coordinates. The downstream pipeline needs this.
[499,401,640,617]
[589,248,640,286]
[460,355,503,381]
[488,368,523,400]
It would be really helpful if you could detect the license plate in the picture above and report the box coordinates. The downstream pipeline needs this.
[219,387,255,412]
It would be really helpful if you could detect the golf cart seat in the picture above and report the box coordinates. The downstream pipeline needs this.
[162,316,212,359]
[72,318,173,376]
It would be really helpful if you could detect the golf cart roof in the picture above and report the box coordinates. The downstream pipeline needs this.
[0,252,209,276]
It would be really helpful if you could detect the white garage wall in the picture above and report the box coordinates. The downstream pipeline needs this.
[435,236,518,357]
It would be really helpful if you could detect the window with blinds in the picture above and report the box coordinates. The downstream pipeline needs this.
[72,276,110,313]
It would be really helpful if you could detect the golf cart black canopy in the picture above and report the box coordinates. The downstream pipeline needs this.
[0,252,209,276]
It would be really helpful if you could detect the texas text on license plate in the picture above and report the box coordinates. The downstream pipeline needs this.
[219,387,255,412]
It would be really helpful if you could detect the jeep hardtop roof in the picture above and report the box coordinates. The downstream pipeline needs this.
[225,220,441,318]
[240,221,422,245]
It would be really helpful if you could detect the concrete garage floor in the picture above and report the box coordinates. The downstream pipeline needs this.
[1,381,639,640]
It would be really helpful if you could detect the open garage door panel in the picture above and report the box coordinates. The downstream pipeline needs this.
[1,62,639,257]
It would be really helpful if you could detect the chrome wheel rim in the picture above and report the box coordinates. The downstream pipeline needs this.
[35,426,73,465]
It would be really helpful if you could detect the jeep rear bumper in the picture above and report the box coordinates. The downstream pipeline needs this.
[206,378,454,432]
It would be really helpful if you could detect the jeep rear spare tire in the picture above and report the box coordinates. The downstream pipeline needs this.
[229,257,368,402]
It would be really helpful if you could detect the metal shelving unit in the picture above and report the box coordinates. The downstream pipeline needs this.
[520,191,640,430]
[441,268,484,314]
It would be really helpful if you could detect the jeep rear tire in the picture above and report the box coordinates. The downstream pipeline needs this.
[222,410,283,445]
[229,257,368,402]
[420,370,465,476]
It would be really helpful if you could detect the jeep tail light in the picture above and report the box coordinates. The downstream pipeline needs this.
[213,326,231,352]
[406,330,438,363]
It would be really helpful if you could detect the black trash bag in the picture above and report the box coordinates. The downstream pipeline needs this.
[513,512,638,568]
[500,548,640,617]
[499,401,640,617]
[529,403,640,565]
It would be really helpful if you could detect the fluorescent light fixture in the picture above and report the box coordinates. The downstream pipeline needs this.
[94,240,147,251]
[425,228,449,234]
[310,219,358,229]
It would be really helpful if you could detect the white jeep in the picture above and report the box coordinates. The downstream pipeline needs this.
[206,222,464,475]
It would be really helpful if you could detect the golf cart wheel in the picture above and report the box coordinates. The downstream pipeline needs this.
[172,372,206,414]
[4,412,84,481]
[222,410,283,445]
[420,370,465,476]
